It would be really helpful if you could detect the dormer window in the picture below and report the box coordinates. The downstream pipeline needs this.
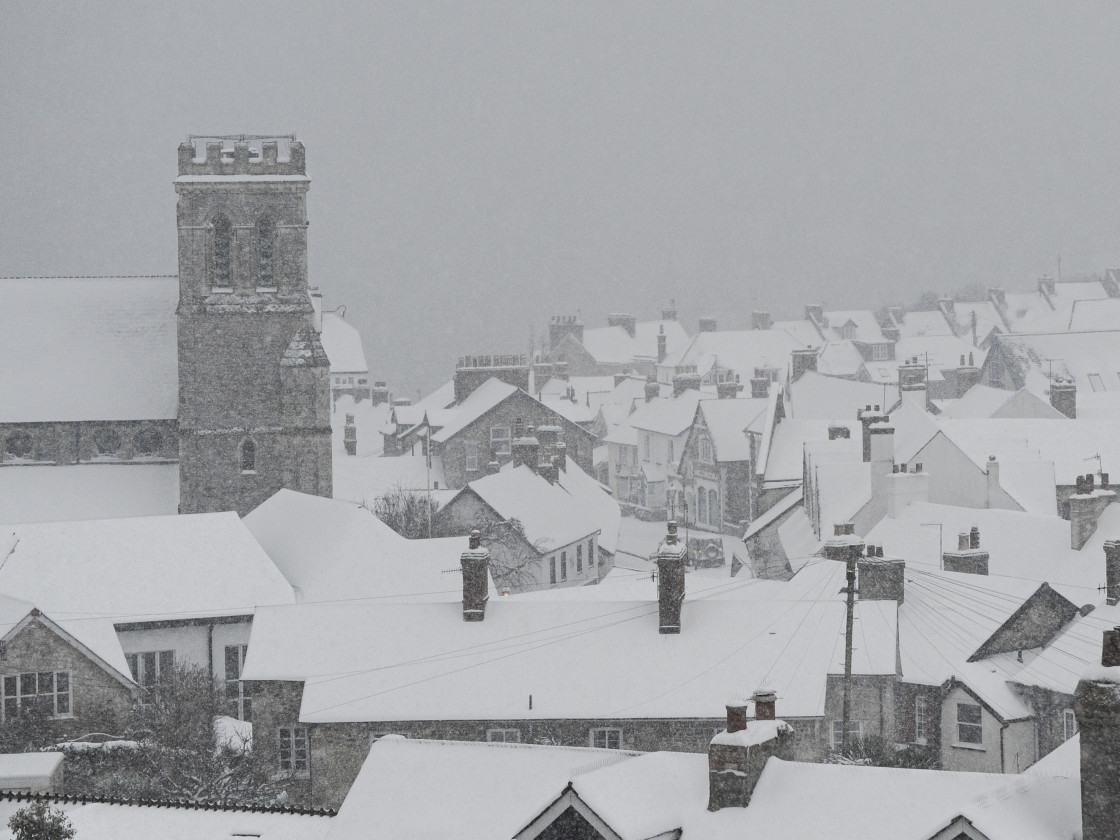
[871,343,889,361]
[841,324,857,340]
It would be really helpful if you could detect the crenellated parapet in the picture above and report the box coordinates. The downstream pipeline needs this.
[177,134,305,177]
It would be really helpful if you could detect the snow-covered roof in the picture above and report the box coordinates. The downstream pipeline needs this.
[331,396,391,457]
[0,751,63,781]
[787,371,892,420]
[742,488,802,541]
[0,277,179,422]
[864,501,1110,597]
[814,340,865,377]
[0,797,332,840]
[935,417,1120,485]
[429,379,519,443]
[891,308,955,338]
[243,561,897,723]
[0,463,179,526]
[861,335,987,385]
[762,419,858,485]
[1000,281,1110,333]
[629,390,705,436]
[989,329,1120,395]
[579,319,690,365]
[451,464,601,552]
[244,490,485,604]
[950,299,1006,341]
[320,312,369,373]
[696,399,768,462]
[327,737,634,840]
[332,451,453,508]
[938,384,1064,419]
[555,460,621,555]
[821,309,886,343]
[0,512,295,623]
[666,330,802,382]
[1067,295,1120,331]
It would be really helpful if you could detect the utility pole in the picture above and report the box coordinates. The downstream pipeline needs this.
[841,551,857,755]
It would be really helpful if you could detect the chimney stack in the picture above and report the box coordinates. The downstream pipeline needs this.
[644,380,660,402]
[751,311,773,331]
[672,373,702,397]
[707,691,793,811]
[607,313,637,338]
[657,326,668,363]
[1070,474,1116,551]
[886,461,929,519]
[828,425,851,441]
[510,433,540,472]
[822,523,865,565]
[858,405,891,463]
[1104,541,1120,606]
[790,347,818,382]
[554,441,567,472]
[699,317,718,333]
[1050,378,1077,419]
[750,377,771,399]
[858,545,905,603]
[717,381,740,399]
[487,460,500,475]
[656,521,687,634]
[1073,630,1120,840]
[344,414,357,456]
[942,527,989,575]
[461,530,490,621]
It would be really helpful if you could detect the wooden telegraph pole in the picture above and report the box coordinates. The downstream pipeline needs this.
[841,550,857,755]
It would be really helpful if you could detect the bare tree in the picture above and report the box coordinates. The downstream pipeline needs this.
[368,482,441,539]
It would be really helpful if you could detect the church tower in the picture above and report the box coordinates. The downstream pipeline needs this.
[175,135,332,515]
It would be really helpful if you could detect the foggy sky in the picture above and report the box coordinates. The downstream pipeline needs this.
[4,1,1120,396]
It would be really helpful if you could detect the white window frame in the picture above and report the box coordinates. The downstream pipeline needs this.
[2,671,72,721]
[699,437,712,463]
[871,343,889,361]
[126,650,175,690]
[1063,709,1076,741]
[914,695,927,743]
[487,728,521,743]
[590,727,623,749]
[464,442,480,472]
[831,719,863,750]
[956,702,984,746]
[491,426,511,456]
[225,644,252,722]
[278,726,310,777]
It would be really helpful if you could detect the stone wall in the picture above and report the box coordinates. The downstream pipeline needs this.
[1,420,178,465]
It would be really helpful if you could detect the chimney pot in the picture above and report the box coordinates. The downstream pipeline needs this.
[969,526,980,549]
[461,532,490,621]
[752,690,777,721]
[726,703,748,733]
[958,532,970,551]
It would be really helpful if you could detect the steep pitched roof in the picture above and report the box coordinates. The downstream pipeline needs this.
[694,398,768,462]
[666,330,802,381]
[0,276,178,422]
[320,312,369,373]
[428,379,519,442]
[579,319,689,366]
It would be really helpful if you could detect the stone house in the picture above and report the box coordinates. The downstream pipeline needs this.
[424,378,597,490]
[547,313,690,380]
[676,398,768,533]
[241,533,898,809]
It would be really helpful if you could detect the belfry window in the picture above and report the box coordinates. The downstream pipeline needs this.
[258,216,275,288]
[212,215,232,288]
[240,439,257,474]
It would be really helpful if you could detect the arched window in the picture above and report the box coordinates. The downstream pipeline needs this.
[212,214,232,288]
[240,439,257,473]
[697,489,707,524]
[708,489,719,526]
[91,427,122,457]
[4,432,33,460]
[258,216,275,288]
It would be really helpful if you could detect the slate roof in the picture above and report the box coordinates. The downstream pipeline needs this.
[320,312,369,373]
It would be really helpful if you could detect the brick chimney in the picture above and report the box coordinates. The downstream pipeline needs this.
[858,544,904,603]
[1105,541,1120,606]
[707,690,793,811]
[954,352,981,398]
[656,521,687,634]
[644,380,660,402]
[717,380,740,399]
[511,433,540,472]
[750,377,770,399]
[942,528,990,575]
[672,373,702,397]
[1073,629,1120,840]
[1050,378,1077,419]
[822,523,865,564]
[461,530,490,621]
[699,317,717,333]
[549,315,584,350]
[790,347,818,382]
[554,441,567,473]
[608,313,637,338]
[751,311,773,331]
[828,424,850,440]
[657,326,668,363]
[344,414,357,456]
[1070,474,1116,551]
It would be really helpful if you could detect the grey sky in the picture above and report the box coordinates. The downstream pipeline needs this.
[4,2,1120,395]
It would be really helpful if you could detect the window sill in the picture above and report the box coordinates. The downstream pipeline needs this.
[211,287,233,294]
[241,470,257,476]
[256,287,278,293]
[951,741,985,751]
[270,771,310,782]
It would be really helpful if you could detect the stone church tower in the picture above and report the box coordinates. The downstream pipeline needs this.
[175,135,332,515]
